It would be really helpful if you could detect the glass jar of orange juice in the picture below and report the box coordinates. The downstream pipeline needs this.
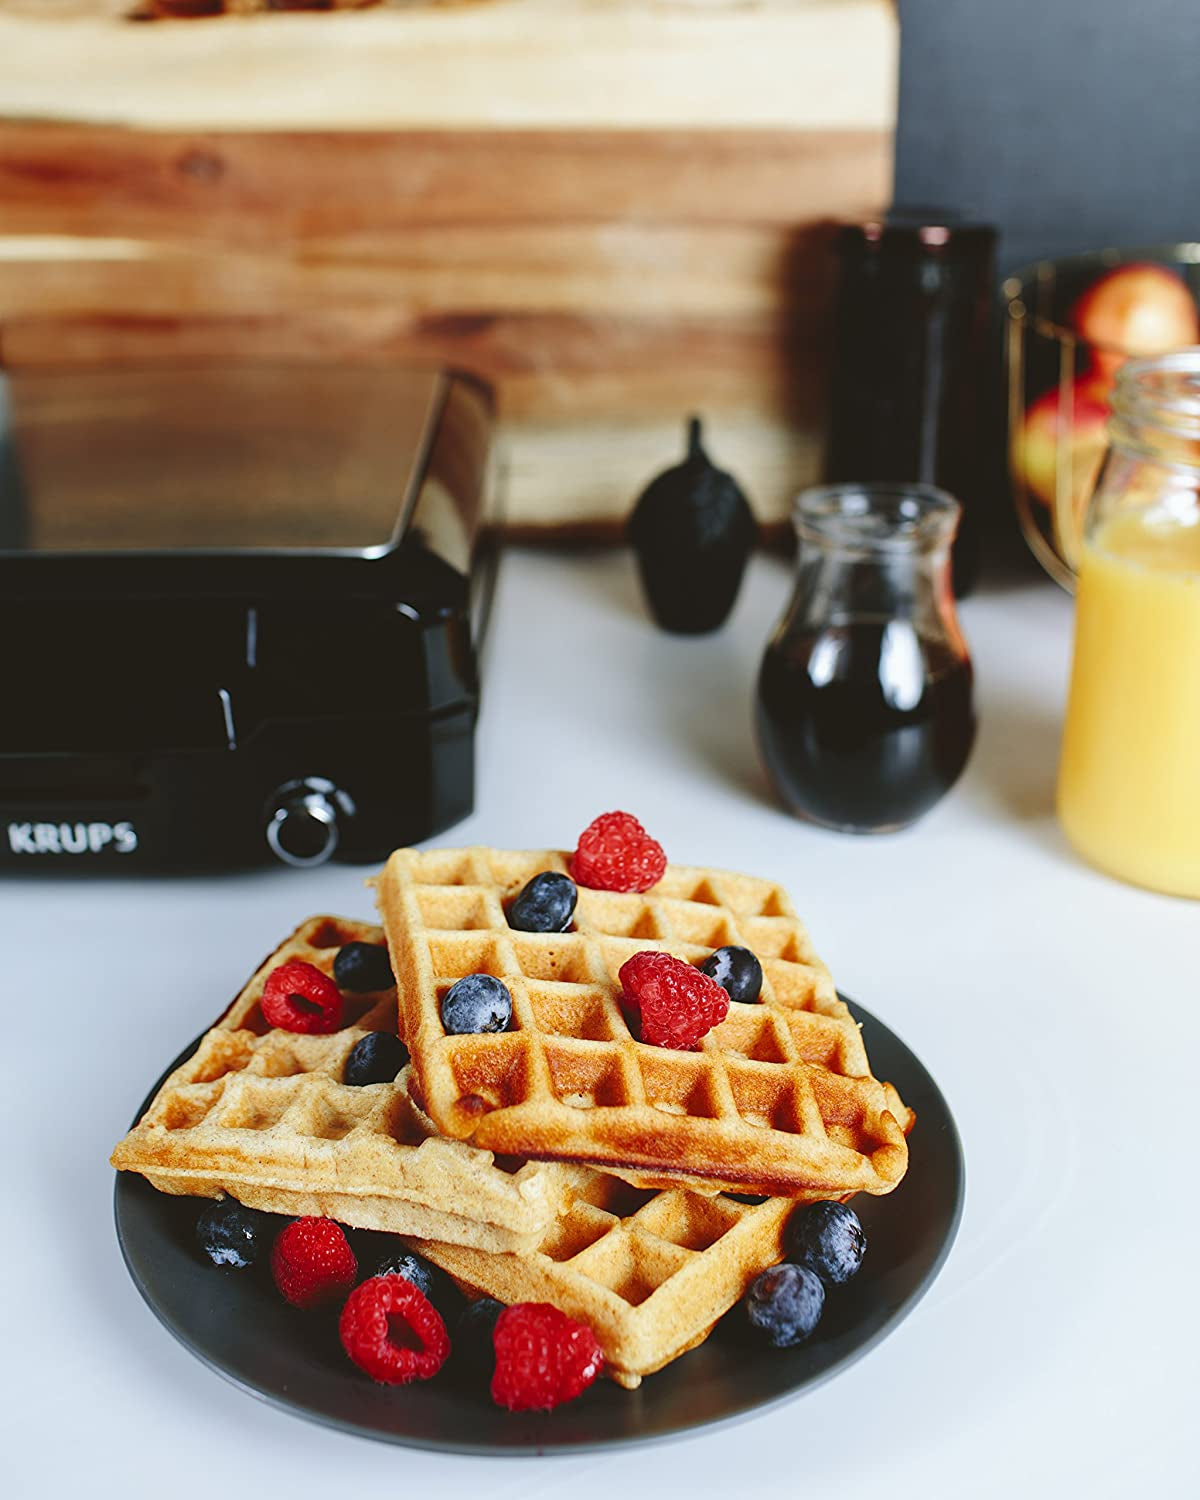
[1058,351,1200,896]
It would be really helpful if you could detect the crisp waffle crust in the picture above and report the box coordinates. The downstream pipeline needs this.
[111,916,587,1252]
[413,1177,838,1388]
[378,850,910,1198]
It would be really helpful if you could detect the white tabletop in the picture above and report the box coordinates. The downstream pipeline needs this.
[3,547,1195,1499]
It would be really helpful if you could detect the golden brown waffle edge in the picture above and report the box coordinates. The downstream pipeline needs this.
[409,1178,841,1388]
[110,915,590,1253]
[376,849,911,1199]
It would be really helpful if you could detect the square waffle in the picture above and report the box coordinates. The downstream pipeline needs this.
[411,1175,836,1389]
[111,915,588,1253]
[377,849,911,1198]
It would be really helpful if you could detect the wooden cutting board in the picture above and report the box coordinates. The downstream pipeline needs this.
[0,0,897,534]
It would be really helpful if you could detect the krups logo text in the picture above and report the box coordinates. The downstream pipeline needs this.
[7,821,139,856]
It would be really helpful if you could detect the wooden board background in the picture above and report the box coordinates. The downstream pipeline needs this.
[0,1,897,533]
[0,1,898,133]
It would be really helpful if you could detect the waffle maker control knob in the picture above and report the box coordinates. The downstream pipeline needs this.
[264,777,355,868]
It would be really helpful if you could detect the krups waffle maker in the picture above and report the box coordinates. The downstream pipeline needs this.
[0,362,495,872]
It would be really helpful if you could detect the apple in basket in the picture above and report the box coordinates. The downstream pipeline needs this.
[1011,377,1111,523]
[1071,261,1200,382]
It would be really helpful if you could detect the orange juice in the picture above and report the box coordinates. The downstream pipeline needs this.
[1058,509,1200,896]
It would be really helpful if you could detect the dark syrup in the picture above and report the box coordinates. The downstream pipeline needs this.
[756,619,976,832]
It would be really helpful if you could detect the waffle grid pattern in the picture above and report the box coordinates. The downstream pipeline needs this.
[379,849,910,1197]
[413,1174,829,1388]
[111,916,584,1251]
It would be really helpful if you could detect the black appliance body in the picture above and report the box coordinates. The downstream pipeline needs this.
[0,363,495,873]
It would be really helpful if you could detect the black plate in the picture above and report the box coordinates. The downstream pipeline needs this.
[114,999,964,1454]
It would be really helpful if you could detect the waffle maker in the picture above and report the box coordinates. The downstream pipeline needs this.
[0,362,496,872]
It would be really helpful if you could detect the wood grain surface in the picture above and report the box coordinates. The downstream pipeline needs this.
[0,1,897,528]
[0,0,897,132]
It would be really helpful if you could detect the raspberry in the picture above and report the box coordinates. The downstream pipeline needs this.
[270,1217,357,1308]
[619,950,729,1050]
[261,960,344,1034]
[339,1275,451,1385]
[571,811,667,893]
[490,1302,604,1412]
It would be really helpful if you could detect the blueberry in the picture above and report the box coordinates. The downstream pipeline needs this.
[744,1262,825,1347]
[698,945,763,1003]
[195,1199,274,1269]
[343,1031,409,1086]
[333,941,394,994]
[456,1297,504,1374]
[507,871,578,934]
[374,1248,442,1303]
[440,973,512,1035]
[786,1200,866,1285]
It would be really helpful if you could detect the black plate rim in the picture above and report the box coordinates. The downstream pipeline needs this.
[114,997,965,1456]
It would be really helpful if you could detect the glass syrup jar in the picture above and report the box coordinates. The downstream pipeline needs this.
[755,482,977,833]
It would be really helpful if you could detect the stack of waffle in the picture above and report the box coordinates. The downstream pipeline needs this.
[113,848,913,1388]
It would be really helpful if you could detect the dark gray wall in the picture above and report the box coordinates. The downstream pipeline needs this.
[895,0,1200,275]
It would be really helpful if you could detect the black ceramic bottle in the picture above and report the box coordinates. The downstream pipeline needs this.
[824,215,996,595]
[628,417,757,634]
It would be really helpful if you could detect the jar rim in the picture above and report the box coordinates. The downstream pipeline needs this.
[1111,350,1200,458]
[793,482,961,551]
